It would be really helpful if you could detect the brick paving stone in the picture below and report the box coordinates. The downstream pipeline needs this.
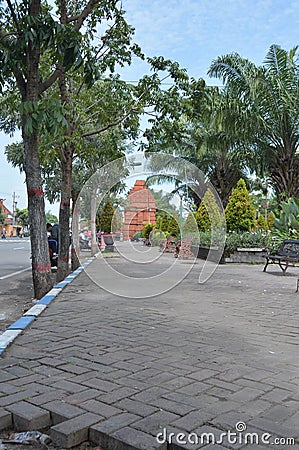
[80,378,120,392]
[0,408,12,430]
[229,387,264,402]
[28,390,67,406]
[50,412,100,448]
[89,413,141,439]
[112,426,167,450]
[114,399,158,417]
[49,379,88,393]
[6,401,50,430]
[148,398,195,416]
[43,399,84,424]
[80,399,123,418]
[171,410,215,432]
[131,387,171,403]
[65,389,105,405]
[188,369,220,381]
[248,418,298,438]
[260,387,294,403]
[133,411,180,435]
[97,387,139,404]
[176,381,210,396]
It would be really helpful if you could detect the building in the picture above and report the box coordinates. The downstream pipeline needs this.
[122,180,156,240]
[0,199,22,237]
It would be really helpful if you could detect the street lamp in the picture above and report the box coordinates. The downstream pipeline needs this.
[179,192,184,240]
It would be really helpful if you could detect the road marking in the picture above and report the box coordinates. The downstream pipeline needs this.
[13,247,25,250]
[0,267,31,280]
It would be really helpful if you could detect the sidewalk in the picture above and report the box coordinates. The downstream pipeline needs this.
[0,244,298,449]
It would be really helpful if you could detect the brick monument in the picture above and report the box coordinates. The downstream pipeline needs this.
[122,180,156,240]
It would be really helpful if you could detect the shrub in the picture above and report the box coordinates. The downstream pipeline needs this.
[196,188,223,232]
[267,211,275,229]
[99,202,115,233]
[256,214,268,231]
[142,222,155,239]
[183,212,198,235]
[168,214,180,236]
[225,179,256,231]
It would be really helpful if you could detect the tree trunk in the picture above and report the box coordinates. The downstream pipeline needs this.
[23,129,53,299]
[71,193,80,271]
[21,0,52,299]
[90,189,99,256]
[57,148,73,281]
[269,150,299,202]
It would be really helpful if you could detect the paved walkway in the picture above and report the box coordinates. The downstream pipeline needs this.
[0,243,298,449]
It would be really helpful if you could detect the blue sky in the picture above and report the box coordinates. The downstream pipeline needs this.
[1,0,298,212]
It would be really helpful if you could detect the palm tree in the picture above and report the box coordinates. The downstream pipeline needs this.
[208,44,299,202]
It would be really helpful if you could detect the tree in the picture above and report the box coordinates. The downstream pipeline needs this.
[208,45,299,202]
[168,214,180,236]
[45,211,58,224]
[0,0,110,297]
[98,202,115,233]
[16,208,29,226]
[183,211,198,235]
[143,81,249,206]
[225,179,256,231]
[0,206,6,225]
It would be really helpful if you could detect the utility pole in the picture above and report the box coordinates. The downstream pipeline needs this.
[12,192,17,226]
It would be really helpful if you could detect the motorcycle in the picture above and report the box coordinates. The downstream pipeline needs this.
[79,234,91,250]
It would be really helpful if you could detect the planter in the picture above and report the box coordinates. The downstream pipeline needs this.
[103,234,115,252]
[225,248,267,263]
[191,245,225,264]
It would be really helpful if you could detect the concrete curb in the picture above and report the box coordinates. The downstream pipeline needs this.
[0,258,94,357]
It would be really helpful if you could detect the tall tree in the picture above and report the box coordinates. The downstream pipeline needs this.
[0,0,105,297]
[208,44,299,202]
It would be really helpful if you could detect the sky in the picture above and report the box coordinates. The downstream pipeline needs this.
[0,0,298,213]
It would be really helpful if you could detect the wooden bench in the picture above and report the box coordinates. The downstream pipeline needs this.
[263,239,299,274]
[178,237,194,259]
[160,236,177,253]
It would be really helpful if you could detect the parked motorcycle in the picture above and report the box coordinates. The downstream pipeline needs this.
[79,235,91,250]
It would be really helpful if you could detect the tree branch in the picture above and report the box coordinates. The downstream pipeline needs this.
[72,0,100,30]
[6,0,21,34]
[38,63,62,95]
[81,108,137,138]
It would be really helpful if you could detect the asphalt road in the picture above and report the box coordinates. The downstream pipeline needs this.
[0,238,31,279]
[0,238,33,331]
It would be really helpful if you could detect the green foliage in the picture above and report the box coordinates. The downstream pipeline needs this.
[0,206,6,225]
[196,188,223,231]
[208,45,299,200]
[16,208,29,226]
[167,214,180,236]
[99,202,115,233]
[45,210,58,225]
[183,212,198,234]
[156,215,162,230]
[225,179,256,231]
[196,201,210,231]
[142,222,155,239]
[160,214,170,233]
[256,214,268,231]
[271,197,299,242]
[267,211,275,229]
[225,231,270,254]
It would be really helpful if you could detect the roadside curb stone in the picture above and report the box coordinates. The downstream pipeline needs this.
[0,408,12,431]
[6,401,50,430]
[0,258,94,356]
[50,412,100,448]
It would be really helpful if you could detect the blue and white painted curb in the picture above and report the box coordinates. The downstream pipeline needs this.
[0,258,95,356]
